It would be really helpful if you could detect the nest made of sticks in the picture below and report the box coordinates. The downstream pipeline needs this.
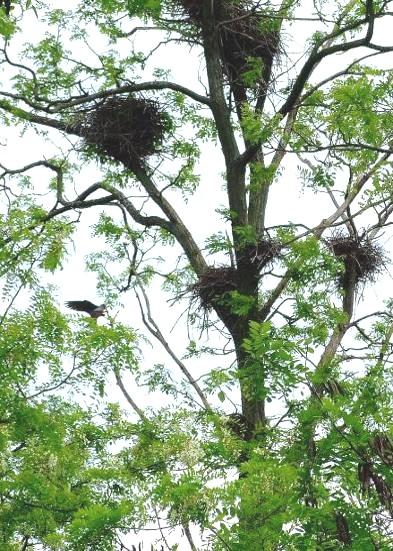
[178,0,201,21]
[225,412,253,441]
[326,232,386,287]
[178,0,280,81]
[75,96,170,168]
[192,266,237,311]
[241,237,282,271]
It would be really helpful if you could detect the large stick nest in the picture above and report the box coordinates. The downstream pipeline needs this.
[192,266,237,311]
[326,232,386,287]
[75,96,170,168]
[177,0,280,81]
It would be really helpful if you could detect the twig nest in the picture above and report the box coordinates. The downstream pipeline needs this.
[240,237,281,270]
[75,95,170,168]
[218,3,280,77]
[179,0,201,21]
[225,413,253,441]
[178,0,280,83]
[192,266,237,310]
[326,232,386,287]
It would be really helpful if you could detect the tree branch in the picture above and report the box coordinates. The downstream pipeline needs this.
[47,80,211,112]
[279,0,375,116]
[114,370,146,421]
[200,2,247,229]
[237,0,377,167]
[104,174,207,275]
[135,285,211,411]
[314,151,391,237]
[0,103,208,275]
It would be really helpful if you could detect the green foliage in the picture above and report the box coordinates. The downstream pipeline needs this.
[0,10,15,37]
[240,106,279,145]
[205,231,233,255]
[74,321,139,385]
[232,224,258,246]
[227,291,256,316]
[242,321,301,401]
[241,57,264,88]
[67,502,133,550]
[0,288,143,548]
[0,394,137,548]
[0,0,392,549]
[285,236,341,287]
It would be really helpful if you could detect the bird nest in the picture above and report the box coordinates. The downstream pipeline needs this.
[177,0,280,83]
[226,412,253,441]
[241,237,282,271]
[74,96,170,169]
[178,0,201,21]
[191,266,237,311]
[326,232,386,287]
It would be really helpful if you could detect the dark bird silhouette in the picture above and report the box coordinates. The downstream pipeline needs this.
[0,1,11,16]
[65,300,106,318]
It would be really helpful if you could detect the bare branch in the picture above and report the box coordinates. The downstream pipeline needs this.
[114,370,147,421]
[104,176,207,275]
[135,285,211,411]
[183,523,198,551]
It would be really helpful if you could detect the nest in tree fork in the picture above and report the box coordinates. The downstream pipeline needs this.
[75,96,169,168]
[242,237,281,270]
[192,266,237,311]
[178,0,201,21]
[326,232,386,287]
[178,0,280,81]
[226,413,253,441]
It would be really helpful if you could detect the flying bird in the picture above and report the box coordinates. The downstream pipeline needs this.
[65,300,106,318]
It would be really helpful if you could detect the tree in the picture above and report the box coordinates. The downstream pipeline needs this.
[0,0,393,548]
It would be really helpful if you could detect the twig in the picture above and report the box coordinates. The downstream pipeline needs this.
[135,285,211,411]
[114,370,146,421]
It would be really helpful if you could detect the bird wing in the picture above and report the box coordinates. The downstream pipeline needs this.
[65,300,98,313]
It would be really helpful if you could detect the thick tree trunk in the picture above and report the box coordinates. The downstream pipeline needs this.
[236,253,266,432]
[215,251,266,433]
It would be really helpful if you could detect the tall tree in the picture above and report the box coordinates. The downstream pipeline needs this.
[0,0,393,548]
